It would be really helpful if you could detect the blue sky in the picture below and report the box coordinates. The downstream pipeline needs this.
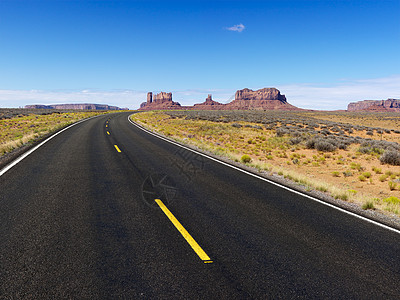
[0,0,399,110]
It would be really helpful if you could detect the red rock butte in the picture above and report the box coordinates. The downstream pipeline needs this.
[347,99,400,112]
[139,88,300,111]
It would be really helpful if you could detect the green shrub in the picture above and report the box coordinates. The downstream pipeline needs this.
[379,174,388,182]
[334,193,348,201]
[331,171,340,177]
[384,196,400,204]
[358,175,366,182]
[343,171,353,177]
[241,154,252,163]
[372,166,382,174]
[388,181,397,191]
[362,172,372,178]
[362,201,375,210]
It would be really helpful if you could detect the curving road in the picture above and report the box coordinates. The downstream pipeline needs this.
[1,112,400,298]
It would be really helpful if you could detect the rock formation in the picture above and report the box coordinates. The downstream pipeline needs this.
[139,88,300,111]
[193,95,224,110]
[139,92,182,110]
[226,88,298,110]
[153,92,172,103]
[25,103,126,110]
[234,88,287,101]
[147,92,153,105]
[347,99,400,112]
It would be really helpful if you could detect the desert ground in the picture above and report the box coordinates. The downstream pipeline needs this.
[131,110,400,217]
[0,109,108,157]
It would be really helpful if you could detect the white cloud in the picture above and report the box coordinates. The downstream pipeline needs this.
[278,75,400,110]
[226,23,245,32]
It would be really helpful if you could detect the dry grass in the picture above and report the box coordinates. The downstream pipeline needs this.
[131,110,400,217]
[0,110,108,157]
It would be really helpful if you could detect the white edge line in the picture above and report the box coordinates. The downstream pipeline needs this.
[0,116,99,177]
[128,114,400,235]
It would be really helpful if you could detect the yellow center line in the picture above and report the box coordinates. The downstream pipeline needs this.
[114,145,121,152]
[107,131,110,135]
[155,199,213,263]
[106,124,108,127]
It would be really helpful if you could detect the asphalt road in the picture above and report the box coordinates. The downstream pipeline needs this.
[1,112,400,299]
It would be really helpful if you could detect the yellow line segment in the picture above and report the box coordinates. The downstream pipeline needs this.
[155,199,212,263]
[107,131,110,135]
[114,145,121,152]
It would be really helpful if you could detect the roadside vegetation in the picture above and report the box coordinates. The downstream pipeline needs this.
[0,108,108,158]
[131,110,400,217]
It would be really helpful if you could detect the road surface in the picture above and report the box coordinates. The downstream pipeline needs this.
[1,112,400,298]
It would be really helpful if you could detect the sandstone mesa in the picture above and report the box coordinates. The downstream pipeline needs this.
[347,99,400,112]
[25,103,127,110]
[139,88,300,111]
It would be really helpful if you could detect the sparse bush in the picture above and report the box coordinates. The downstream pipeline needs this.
[362,172,372,178]
[289,137,302,145]
[241,154,252,163]
[379,175,388,182]
[315,140,337,152]
[388,181,397,191]
[372,166,382,174]
[384,196,400,204]
[358,175,366,182]
[276,127,289,137]
[343,171,353,177]
[362,201,375,210]
[332,171,340,177]
[380,150,400,166]
[335,193,348,201]
[316,186,328,192]
[231,123,242,128]
[350,162,364,171]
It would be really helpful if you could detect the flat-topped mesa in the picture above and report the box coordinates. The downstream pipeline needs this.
[24,103,124,110]
[227,88,298,110]
[347,99,400,112]
[139,91,181,110]
[138,88,300,111]
[235,88,287,102]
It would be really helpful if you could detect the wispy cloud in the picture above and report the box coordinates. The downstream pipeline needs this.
[278,75,400,110]
[225,23,245,32]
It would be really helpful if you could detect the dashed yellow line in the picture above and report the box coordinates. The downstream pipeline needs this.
[114,145,121,152]
[107,131,110,135]
[155,199,212,263]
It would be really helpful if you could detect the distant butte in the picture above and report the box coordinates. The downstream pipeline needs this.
[25,103,127,110]
[139,88,300,111]
[347,99,400,112]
